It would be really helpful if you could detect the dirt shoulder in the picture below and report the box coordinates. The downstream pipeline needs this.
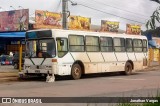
[142,65,160,71]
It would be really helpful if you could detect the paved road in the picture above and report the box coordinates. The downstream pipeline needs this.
[0,66,160,106]
[0,65,18,82]
[0,67,160,97]
[0,65,17,72]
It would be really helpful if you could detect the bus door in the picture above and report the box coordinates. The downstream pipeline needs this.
[126,38,136,61]
[142,39,148,66]
[133,39,144,70]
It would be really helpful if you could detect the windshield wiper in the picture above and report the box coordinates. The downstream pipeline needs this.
[29,51,35,58]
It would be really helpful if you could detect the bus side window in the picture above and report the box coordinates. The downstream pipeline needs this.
[143,39,147,52]
[60,40,64,46]
[85,36,100,52]
[100,37,113,52]
[133,39,143,52]
[69,35,85,52]
[114,38,125,52]
[126,38,133,52]
[57,38,68,58]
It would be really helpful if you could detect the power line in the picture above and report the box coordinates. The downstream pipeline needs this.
[90,0,149,18]
[72,3,145,24]
[55,0,62,12]
[29,13,35,16]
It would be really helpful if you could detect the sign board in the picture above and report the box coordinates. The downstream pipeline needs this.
[0,9,29,32]
[68,16,91,30]
[126,24,141,35]
[34,10,62,29]
[100,20,119,32]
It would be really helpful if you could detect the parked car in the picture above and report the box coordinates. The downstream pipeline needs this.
[12,52,25,69]
[0,55,13,65]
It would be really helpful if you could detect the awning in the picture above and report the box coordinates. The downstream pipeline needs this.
[148,40,158,48]
[0,32,25,38]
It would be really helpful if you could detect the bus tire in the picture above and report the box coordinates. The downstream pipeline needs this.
[124,62,132,75]
[71,64,82,80]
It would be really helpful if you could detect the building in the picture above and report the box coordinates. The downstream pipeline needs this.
[0,32,25,55]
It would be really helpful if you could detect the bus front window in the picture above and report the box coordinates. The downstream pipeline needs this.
[26,39,56,58]
[26,40,37,57]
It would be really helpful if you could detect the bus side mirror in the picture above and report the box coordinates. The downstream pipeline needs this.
[60,40,64,46]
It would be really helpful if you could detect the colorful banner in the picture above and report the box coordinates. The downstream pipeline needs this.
[34,10,62,29]
[100,20,119,32]
[154,49,159,61]
[0,9,29,32]
[126,24,141,35]
[68,16,91,30]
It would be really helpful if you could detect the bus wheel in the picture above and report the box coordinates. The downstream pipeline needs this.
[71,64,82,80]
[124,62,132,75]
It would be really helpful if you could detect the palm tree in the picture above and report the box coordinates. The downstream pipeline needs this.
[146,0,160,30]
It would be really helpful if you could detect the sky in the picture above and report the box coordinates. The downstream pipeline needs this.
[0,0,159,31]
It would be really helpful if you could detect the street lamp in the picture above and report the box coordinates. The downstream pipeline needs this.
[0,7,5,11]
[10,6,16,10]
[68,0,77,6]
[18,6,24,9]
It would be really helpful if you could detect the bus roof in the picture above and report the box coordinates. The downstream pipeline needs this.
[26,29,147,40]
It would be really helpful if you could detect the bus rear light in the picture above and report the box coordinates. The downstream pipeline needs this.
[52,59,57,62]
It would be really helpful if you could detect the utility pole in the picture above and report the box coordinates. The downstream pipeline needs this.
[62,0,68,29]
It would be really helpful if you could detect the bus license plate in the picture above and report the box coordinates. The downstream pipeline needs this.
[35,70,40,73]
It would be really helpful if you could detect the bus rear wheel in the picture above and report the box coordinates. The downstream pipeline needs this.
[71,64,82,80]
[124,62,132,75]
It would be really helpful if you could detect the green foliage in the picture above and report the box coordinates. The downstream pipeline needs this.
[150,0,160,4]
[146,7,160,30]
[146,1,160,30]
[117,103,142,106]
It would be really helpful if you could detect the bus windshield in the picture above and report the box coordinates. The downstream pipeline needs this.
[26,38,56,58]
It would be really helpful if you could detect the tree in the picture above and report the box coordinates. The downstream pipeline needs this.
[150,0,160,4]
[146,0,160,30]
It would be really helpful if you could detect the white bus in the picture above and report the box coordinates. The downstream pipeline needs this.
[23,29,148,80]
